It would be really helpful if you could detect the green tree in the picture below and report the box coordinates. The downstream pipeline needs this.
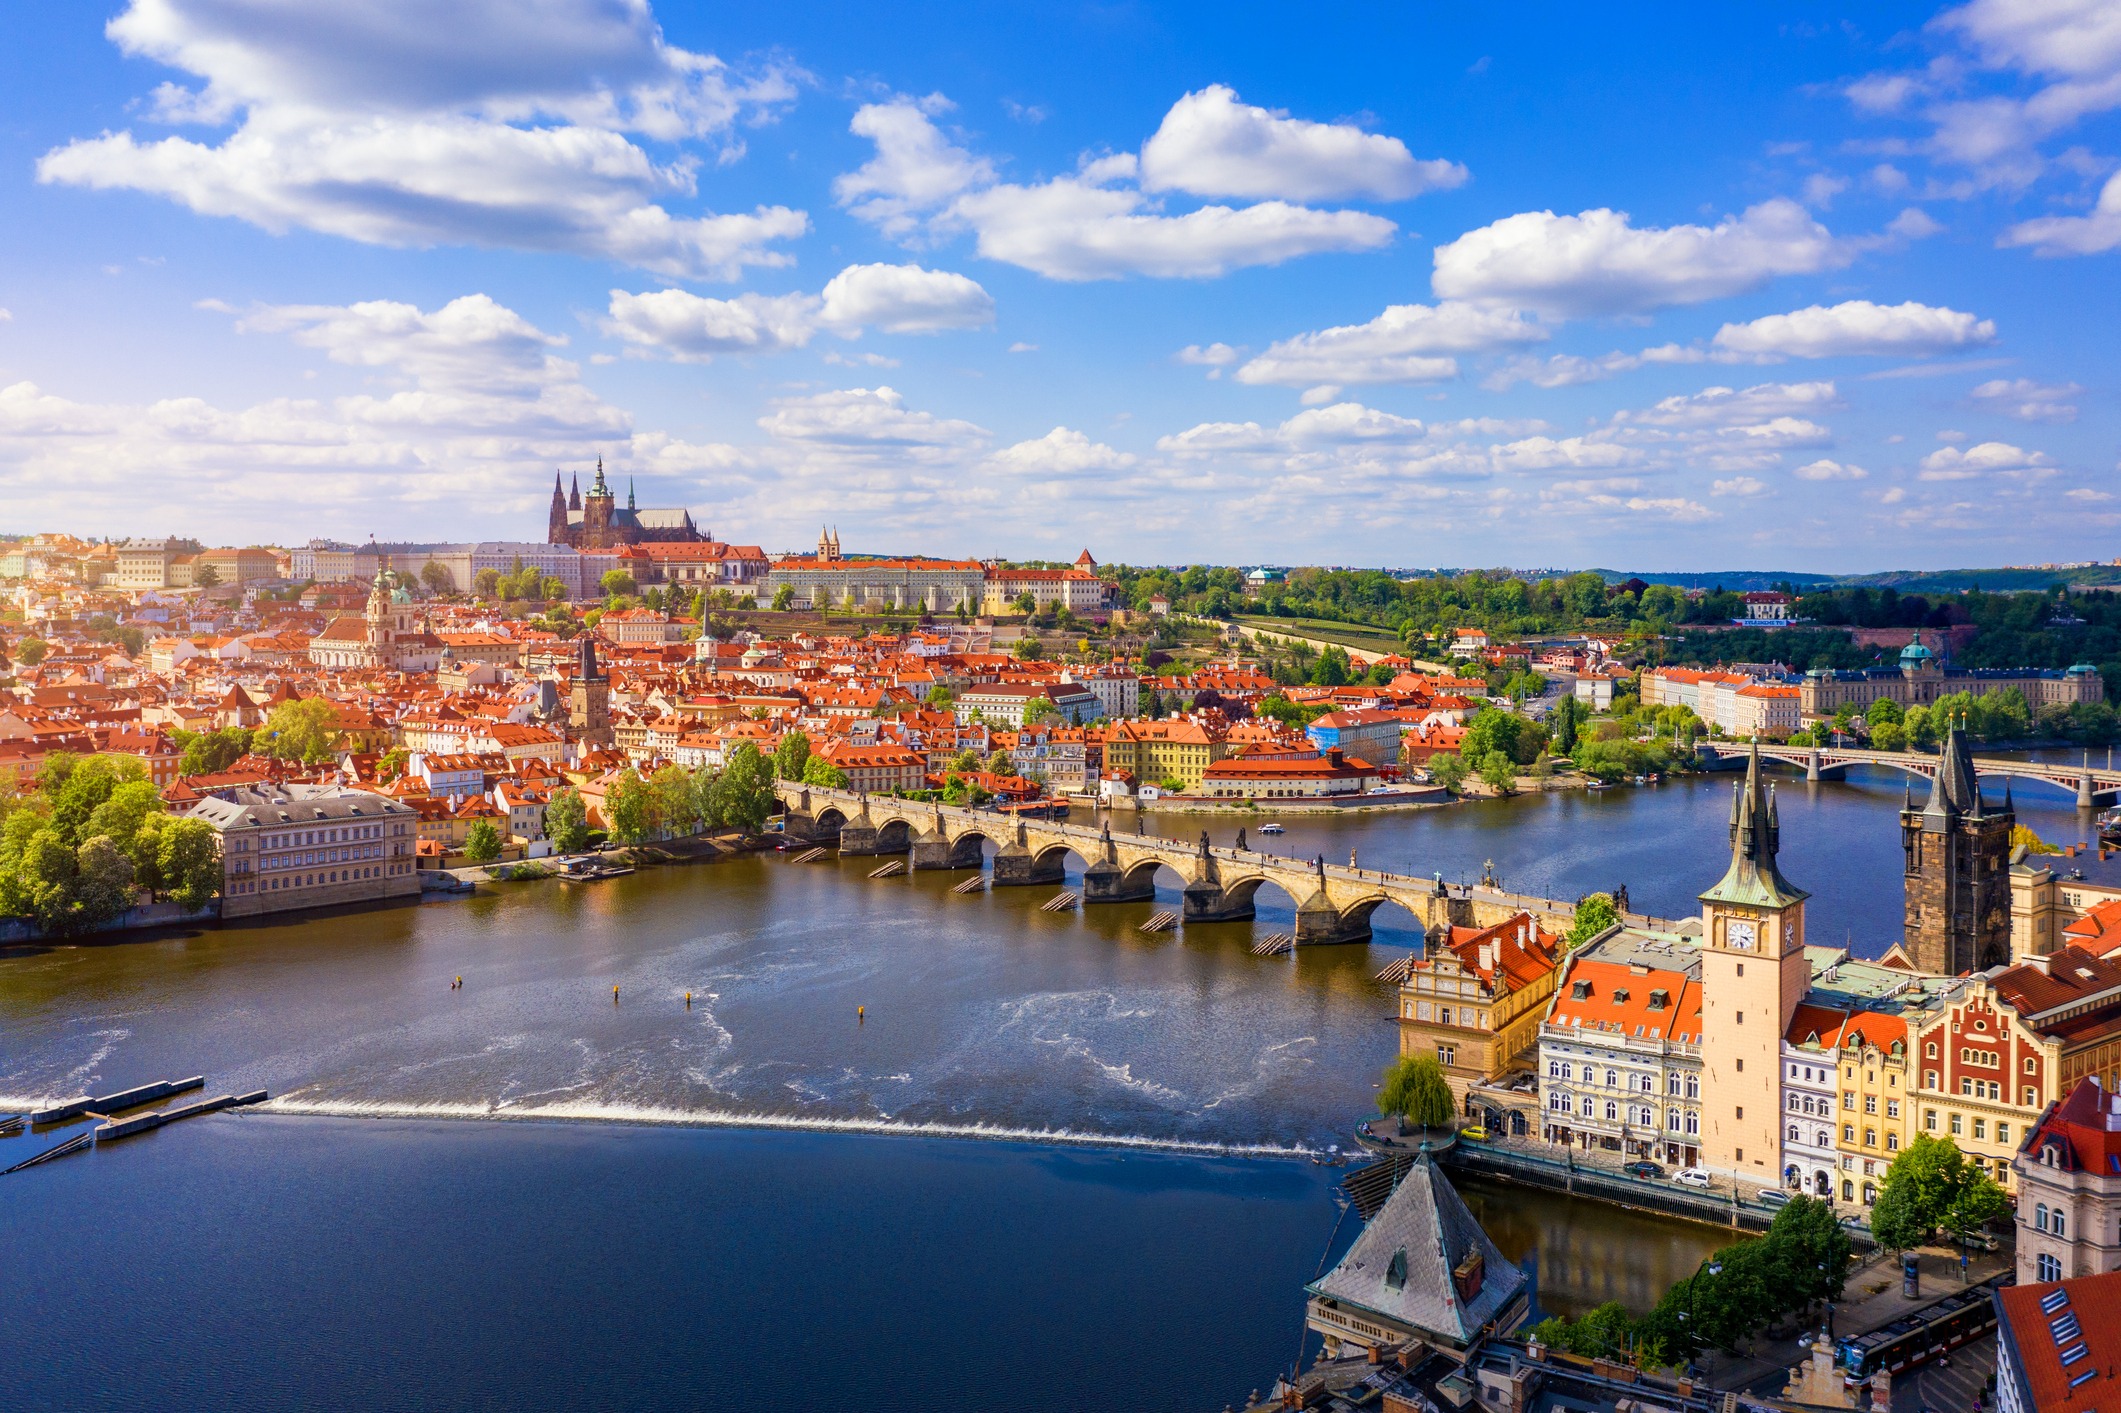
[378,746,410,780]
[73,835,138,927]
[773,731,813,781]
[420,560,454,596]
[191,561,221,588]
[545,787,590,853]
[710,741,777,833]
[1376,1053,1456,1128]
[949,748,983,774]
[601,569,638,598]
[1905,703,1939,750]
[1568,892,1621,947]
[984,749,1015,777]
[771,583,795,610]
[539,575,570,603]
[1428,752,1467,793]
[16,637,48,666]
[1552,693,1582,754]
[1870,1135,2005,1250]
[1478,751,1517,795]
[1013,634,1044,660]
[604,771,654,845]
[176,726,253,776]
[650,764,696,836]
[156,817,222,911]
[474,567,501,598]
[463,819,504,863]
[255,697,339,764]
[925,684,957,707]
[800,755,848,789]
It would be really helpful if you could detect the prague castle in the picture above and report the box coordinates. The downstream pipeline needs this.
[546,460,706,551]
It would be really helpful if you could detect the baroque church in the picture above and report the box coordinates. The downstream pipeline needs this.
[308,569,445,673]
[547,460,707,551]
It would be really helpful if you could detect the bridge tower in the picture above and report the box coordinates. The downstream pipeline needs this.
[1697,742,1811,1186]
[1899,723,2012,975]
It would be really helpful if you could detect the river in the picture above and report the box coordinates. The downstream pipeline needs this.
[1,757,2105,1410]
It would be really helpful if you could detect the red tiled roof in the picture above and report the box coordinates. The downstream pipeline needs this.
[1996,1270,2121,1413]
[1549,958,1703,1045]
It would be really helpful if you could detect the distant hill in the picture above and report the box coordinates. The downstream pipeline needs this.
[1589,566,2121,593]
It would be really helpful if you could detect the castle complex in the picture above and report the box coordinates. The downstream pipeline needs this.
[547,460,706,551]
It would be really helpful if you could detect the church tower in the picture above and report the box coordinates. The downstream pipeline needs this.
[547,471,568,545]
[1901,723,2013,974]
[568,631,612,747]
[1697,743,1811,1183]
[582,458,616,546]
[568,473,582,512]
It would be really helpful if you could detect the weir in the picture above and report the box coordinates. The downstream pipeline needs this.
[775,783,1676,947]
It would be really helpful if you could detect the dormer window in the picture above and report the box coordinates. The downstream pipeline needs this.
[1572,980,1593,1001]
[1648,990,1670,1011]
[1385,1249,1407,1291]
[1611,988,1630,1005]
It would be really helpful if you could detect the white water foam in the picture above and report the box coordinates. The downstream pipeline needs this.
[258,1094,1319,1159]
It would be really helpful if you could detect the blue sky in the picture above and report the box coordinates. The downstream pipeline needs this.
[0,1,2116,571]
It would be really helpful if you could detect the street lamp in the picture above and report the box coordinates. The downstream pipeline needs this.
[1680,1257,1725,1360]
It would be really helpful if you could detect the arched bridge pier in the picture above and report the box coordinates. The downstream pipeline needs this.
[1696,742,2121,806]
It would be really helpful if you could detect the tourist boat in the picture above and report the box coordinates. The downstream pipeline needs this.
[1585,779,1610,791]
[1257,822,1286,835]
[2099,808,2121,845]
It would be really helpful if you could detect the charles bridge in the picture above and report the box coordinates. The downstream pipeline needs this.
[774,783,1675,946]
[1695,741,2121,806]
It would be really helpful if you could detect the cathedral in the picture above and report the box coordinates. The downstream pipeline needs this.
[547,460,706,551]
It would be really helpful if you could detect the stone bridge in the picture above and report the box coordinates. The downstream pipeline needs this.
[1696,742,2121,807]
[775,784,1675,947]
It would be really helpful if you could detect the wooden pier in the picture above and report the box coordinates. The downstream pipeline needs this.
[1039,891,1079,912]
[787,846,828,864]
[950,875,987,894]
[867,860,906,879]
[1251,933,1294,957]
[1137,911,1178,934]
[32,1076,204,1125]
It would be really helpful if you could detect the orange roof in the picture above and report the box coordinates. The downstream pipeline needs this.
[1548,958,1703,1044]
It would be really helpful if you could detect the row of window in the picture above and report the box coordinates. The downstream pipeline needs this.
[229,862,409,895]
[1546,1093,1701,1133]
[1545,1061,1699,1098]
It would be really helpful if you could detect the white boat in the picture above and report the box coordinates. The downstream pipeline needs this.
[1258,822,1287,834]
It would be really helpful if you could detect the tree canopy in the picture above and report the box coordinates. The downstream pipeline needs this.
[1376,1054,1455,1127]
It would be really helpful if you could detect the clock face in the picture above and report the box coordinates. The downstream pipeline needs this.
[1727,919,1757,950]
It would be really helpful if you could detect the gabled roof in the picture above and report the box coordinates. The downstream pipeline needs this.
[1307,1150,1524,1346]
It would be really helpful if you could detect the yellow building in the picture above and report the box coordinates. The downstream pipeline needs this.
[1833,1013,1917,1208]
[1099,719,1229,790]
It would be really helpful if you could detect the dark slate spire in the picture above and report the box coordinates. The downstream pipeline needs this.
[627,477,637,511]
[569,473,581,510]
[1700,740,1809,910]
[1923,720,1981,830]
[577,631,603,683]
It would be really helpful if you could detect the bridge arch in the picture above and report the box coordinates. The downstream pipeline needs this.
[874,817,913,853]
[1338,893,1431,948]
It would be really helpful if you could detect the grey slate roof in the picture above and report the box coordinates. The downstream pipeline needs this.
[188,784,411,831]
[1699,741,1809,911]
[1307,1150,1525,1345]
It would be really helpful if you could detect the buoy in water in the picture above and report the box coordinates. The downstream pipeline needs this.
[613,985,620,1003]
[857,1005,865,1024]
[685,991,692,1008]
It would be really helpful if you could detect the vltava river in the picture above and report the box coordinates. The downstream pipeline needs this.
[1,760,2102,1410]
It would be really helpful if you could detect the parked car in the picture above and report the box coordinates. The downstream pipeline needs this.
[1674,1167,1713,1189]
[1958,1229,2000,1252]
[1459,1124,1491,1142]
[1624,1160,1665,1180]
[1756,1188,1792,1208]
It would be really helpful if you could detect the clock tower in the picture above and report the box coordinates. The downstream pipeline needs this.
[1697,744,1810,1184]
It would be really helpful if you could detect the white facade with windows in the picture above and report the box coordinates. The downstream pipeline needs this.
[1780,1043,1840,1200]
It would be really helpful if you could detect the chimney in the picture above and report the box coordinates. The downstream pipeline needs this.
[1327,747,1344,768]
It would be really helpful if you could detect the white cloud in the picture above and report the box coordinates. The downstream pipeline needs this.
[1431,199,1845,317]
[0,292,744,534]
[1299,385,1341,406]
[989,427,1137,478]
[948,177,1395,280]
[818,262,995,333]
[1918,439,2055,479]
[1802,173,1849,208]
[602,262,992,361]
[37,0,805,280]
[2001,170,2121,254]
[1970,376,2081,421]
[1793,458,1868,480]
[756,385,987,458]
[1233,301,1546,388]
[1138,84,1465,201]
[1620,380,1842,429]
[1491,435,1636,472]
[839,94,1399,280]
[1712,476,1768,496]
[833,96,995,237]
[1007,341,1037,353]
[1481,344,1703,391]
[604,289,818,361]
[1176,342,1244,366]
[1712,300,1996,359]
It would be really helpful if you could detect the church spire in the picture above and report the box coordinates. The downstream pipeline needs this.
[1700,740,1809,910]
[627,477,636,511]
[569,473,581,510]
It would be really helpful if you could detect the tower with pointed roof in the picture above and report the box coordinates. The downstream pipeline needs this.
[548,471,568,543]
[568,630,612,745]
[1698,742,1813,1183]
[1901,721,2013,974]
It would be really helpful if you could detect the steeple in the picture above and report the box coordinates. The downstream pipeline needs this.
[627,477,636,511]
[1700,741,1809,911]
[591,457,610,498]
[577,631,603,683]
[568,473,581,511]
[548,471,569,543]
[1924,720,1981,827]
